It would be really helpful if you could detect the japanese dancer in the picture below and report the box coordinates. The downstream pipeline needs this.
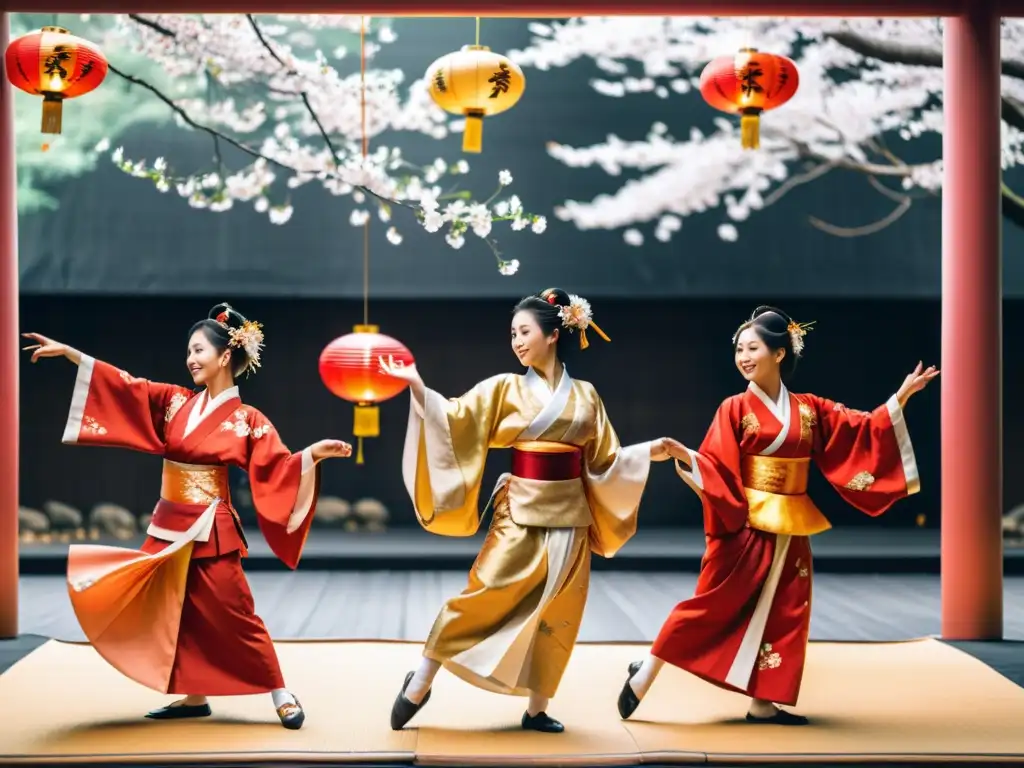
[23,303,352,729]
[616,305,938,725]
[378,287,684,734]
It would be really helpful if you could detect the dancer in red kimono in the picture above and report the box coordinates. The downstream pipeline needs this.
[23,303,352,729]
[616,305,938,726]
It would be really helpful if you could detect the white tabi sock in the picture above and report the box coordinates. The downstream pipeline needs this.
[271,688,296,709]
[629,655,665,699]
[527,691,550,717]
[406,657,441,705]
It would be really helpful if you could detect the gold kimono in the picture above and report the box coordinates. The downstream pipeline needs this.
[401,366,652,698]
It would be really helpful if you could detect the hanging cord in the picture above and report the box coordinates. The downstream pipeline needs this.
[360,16,369,328]
[356,15,371,465]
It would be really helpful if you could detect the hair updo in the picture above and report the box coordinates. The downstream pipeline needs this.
[512,287,579,363]
[732,305,801,381]
[188,302,258,378]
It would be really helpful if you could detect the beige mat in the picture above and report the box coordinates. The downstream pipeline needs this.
[0,638,1021,765]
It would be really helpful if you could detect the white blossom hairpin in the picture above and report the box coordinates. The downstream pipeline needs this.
[551,292,611,350]
[227,319,265,372]
[787,319,815,358]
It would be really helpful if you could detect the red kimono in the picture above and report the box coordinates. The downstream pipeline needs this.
[654,381,919,706]
[62,356,322,696]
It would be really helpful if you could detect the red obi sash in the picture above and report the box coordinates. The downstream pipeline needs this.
[511,441,583,481]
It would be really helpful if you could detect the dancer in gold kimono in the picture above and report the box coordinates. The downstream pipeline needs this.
[378,287,685,734]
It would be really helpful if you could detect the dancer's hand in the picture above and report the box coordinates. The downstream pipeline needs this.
[378,355,421,385]
[22,332,80,364]
[651,437,688,462]
[311,439,353,461]
[896,361,940,408]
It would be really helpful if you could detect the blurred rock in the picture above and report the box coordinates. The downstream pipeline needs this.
[315,496,351,526]
[43,500,83,529]
[90,503,138,540]
[18,507,49,534]
[139,514,153,531]
[343,518,360,532]
[353,498,389,529]
[1004,504,1024,543]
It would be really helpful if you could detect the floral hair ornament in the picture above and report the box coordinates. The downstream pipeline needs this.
[556,293,611,350]
[787,319,816,358]
[214,305,265,374]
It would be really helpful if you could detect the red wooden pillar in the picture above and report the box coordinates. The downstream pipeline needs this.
[0,12,18,640]
[941,4,1003,640]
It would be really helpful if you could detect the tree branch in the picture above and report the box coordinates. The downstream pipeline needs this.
[102,15,542,266]
[244,13,422,216]
[107,62,293,172]
[824,30,1024,82]
[824,29,1024,133]
[127,14,175,38]
[244,14,341,165]
[809,195,913,237]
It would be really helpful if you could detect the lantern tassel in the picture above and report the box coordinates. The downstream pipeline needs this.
[463,111,484,153]
[41,95,63,135]
[352,403,380,466]
[740,109,760,150]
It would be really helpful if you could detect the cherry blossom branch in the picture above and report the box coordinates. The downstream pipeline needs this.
[107,62,290,171]
[244,14,344,168]
[98,14,546,273]
[824,30,1024,83]
[126,13,175,38]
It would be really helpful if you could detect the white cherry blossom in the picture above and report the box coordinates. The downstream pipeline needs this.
[511,16,1024,243]
[86,13,544,273]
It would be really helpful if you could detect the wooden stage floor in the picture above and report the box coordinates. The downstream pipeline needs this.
[0,637,1021,766]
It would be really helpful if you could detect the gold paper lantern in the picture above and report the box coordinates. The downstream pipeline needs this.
[426,45,525,153]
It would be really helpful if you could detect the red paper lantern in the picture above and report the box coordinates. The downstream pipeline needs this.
[5,25,109,135]
[699,48,799,150]
[318,324,415,464]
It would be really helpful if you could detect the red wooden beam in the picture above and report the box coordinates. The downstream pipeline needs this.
[0,13,17,640]
[3,1,1012,18]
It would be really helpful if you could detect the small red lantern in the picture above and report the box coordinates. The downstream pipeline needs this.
[5,26,109,135]
[319,325,415,464]
[699,48,799,150]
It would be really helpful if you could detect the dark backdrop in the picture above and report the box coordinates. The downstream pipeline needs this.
[19,294,997,530]
[16,16,1024,298]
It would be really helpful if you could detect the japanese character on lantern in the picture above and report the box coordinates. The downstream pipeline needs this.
[699,48,799,150]
[426,45,526,154]
[318,325,416,464]
[5,26,109,135]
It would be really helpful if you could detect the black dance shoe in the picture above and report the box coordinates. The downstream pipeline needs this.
[616,660,643,719]
[145,701,212,720]
[277,697,305,730]
[745,708,809,726]
[522,711,564,733]
[390,671,431,730]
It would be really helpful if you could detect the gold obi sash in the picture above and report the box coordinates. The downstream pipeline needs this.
[503,441,593,529]
[741,455,832,536]
[160,460,231,506]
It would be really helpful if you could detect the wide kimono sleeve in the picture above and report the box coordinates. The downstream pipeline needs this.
[808,393,920,516]
[673,397,751,537]
[244,409,322,569]
[62,354,192,454]
[582,387,653,558]
[401,374,510,537]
